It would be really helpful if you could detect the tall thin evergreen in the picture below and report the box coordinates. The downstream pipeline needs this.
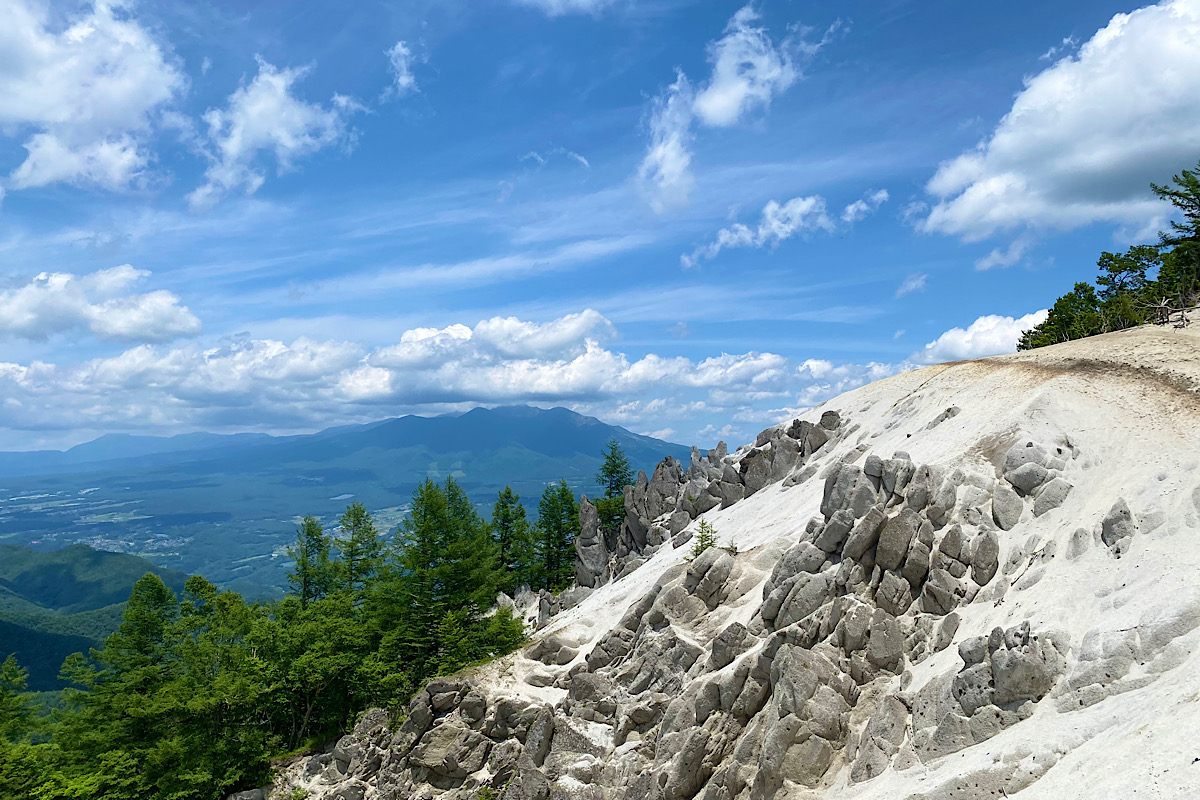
[492,487,533,593]
[287,515,333,608]
[535,480,579,592]
[334,502,383,600]
[596,438,634,499]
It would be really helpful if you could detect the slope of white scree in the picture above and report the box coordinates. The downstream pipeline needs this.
[475,323,1200,798]
[257,324,1200,800]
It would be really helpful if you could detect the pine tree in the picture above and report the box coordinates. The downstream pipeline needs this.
[384,478,500,675]
[535,480,579,591]
[0,655,32,743]
[287,515,334,608]
[334,502,383,600]
[492,487,533,593]
[597,438,634,498]
[0,656,46,800]
[441,478,500,614]
[689,519,719,560]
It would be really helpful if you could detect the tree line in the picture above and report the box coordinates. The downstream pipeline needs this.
[0,440,635,800]
[1019,161,1200,349]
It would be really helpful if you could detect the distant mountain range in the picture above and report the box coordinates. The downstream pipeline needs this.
[0,406,690,598]
[0,544,190,691]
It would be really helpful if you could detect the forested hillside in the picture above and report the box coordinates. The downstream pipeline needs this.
[0,546,189,691]
[0,441,635,798]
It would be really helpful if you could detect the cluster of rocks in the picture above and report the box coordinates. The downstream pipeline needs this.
[574,411,847,592]
[246,416,1107,800]
[247,400,1200,800]
[844,620,1067,783]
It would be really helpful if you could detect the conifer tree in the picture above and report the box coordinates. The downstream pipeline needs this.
[441,478,500,614]
[492,487,533,593]
[287,515,334,608]
[535,480,579,591]
[595,438,633,535]
[334,502,383,601]
[597,437,634,498]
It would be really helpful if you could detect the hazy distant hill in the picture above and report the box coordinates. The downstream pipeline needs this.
[0,406,691,598]
[0,544,190,691]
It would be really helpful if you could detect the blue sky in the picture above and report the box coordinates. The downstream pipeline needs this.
[1,0,1197,450]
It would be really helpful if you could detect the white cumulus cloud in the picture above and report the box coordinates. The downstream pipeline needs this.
[188,57,363,209]
[0,265,201,342]
[638,71,696,212]
[0,0,186,190]
[0,310,798,439]
[914,310,1049,364]
[922,0,1200,241]
[974,235,1033,270]
[691,6,800,127]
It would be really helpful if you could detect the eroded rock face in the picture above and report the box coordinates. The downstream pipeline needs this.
[240,401,1191,800]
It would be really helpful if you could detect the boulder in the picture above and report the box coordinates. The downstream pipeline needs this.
[822,465,878,520]
[685,546,734,609]
[969,530,1000,585]
[1033,477,1072,517]
[1101,498,1137,556]
[766,541,826,595]
[876,508,919,571]
[815,509,856,554]
[850,695,908,783]
[1008,462,1051,495]
[901,540,931,587]
[773,571,836,628]
[843,505,888,560]
[741,449,772,496]
[866,610,904,670]
[875,570,913,616]
[709,622,752,670]
[991,483,1023,530]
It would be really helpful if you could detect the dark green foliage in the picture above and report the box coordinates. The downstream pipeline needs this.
[334,503,383,600]
[0,654,45,799]
[534,480,579,592]
[0,544,193,692]
[4,489,530,799]
[492,487,534,594]
[373,478,513,681]
[1021,161,1200,349]
[596,438,634,499]
[0,544,190,615]
[595,439,634,536]
[287,516,335,609]
[1152,162,1200,247]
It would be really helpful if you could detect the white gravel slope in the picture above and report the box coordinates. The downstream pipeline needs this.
[477,324,1200,799]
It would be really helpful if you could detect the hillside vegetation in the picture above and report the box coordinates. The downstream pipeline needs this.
[0,440,638,799]
[1019,162,1200,348]
[0,546,189,691]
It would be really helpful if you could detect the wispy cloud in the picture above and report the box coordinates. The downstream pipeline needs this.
[895,273,927,297]
[638,5,839,211]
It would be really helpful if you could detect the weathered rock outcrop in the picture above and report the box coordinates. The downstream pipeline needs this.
[238,325,1200,800]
